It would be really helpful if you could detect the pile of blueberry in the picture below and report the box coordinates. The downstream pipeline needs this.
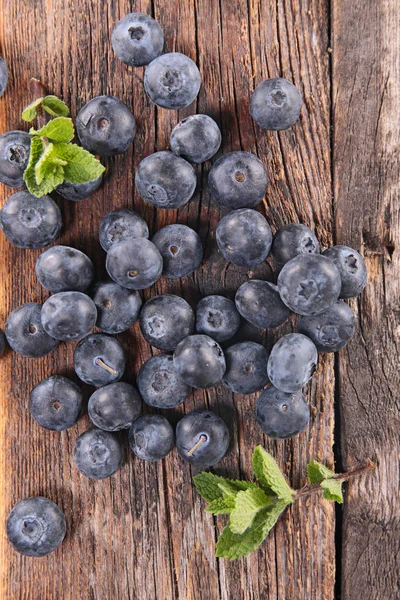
[0,12,367,558]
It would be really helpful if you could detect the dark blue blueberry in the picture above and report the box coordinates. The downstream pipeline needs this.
[0,131,30,188]
[278,253,341,316]
[41,292,97,341]
[216,209,272,267]
[129,414,174,462]
[137,353,192,408]
[235,280,289,329]
[170,114,221,163]
[140,295,195,351]
[135,151,196,209]
[106,238,163,290]
[176,409,230,467]
[74,333,126,387]
[99,209,149,252]
[223,342,269,394]
[173,334,226,389]
[0,57,7,96]
[196,295,240,342]
[56,175,102,201]
[144,52,201,110]
[88,382,142,431]
[256,386,310,439]
[152,224,203,278]
[35,245,94,293]
[30,375,83,431]
[76,95,136,156]
[208,151,268,209]
[323,245,367,298]
[0,191,62,249]
[5,303,59,358]
[74,428,123,479]
[0,329,6,356]
[267,333,318,393]
[91,281,142,334]
[271,223,320,270]
[250,78,303,130]
[299,300,356,352]
[112,12,164,67]
[7,497,66,557]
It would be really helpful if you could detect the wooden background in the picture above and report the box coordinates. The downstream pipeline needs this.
[0,0,398,599]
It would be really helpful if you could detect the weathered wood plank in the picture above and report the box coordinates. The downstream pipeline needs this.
[332,1,400,599]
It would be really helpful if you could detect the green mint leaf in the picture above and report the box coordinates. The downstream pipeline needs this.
[22,97,44,122]
[42,95,69,117]
[215,500,288,560]
[194,472,257,502]
[321,479,343,503]
[30,117,74,143]
[206,495,236,515]
[307,460,335,484]
[23,137,54,197]
[34,143,67,185]
[217,480,259,497]
[229,487,272,534]
[252,446,295,503]
[52,143,105,183]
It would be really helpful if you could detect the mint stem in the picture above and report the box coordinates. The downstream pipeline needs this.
[295,461,375,500]
[30,78,47,128]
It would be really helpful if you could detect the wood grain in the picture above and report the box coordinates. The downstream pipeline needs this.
[0,0,335,598]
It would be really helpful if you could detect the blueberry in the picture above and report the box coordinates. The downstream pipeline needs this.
[7,497,66,557]
[173,334,226,389]
[235,280,289,329]
[0,329,5,356]
[106,238,162,290]
[30,375,83,431]
[0,191,62,249]
[5,303,59,358]
[323,245,367,298]
[35,245,94,293]
[278,254,341,316]
[99,208,149,252]
[216,209,272,266]
[140,295,195,351]
[41,292,97,341]
[170,114,221,163]
[135,151,196,209]
[299,300,356,352]
[208,151,268,209]
[112,12,164,67]
[250,78,303,130]
[271,223,320,270]
[267,333,318,393]
[129,414,174,462]
[74,428,123,479]
[0,131,31,188]
[256,386,309,439]
[56,175,102,201]
[0,57,8,96]
[137,354,192,408]
[176,409,229,467]
[76,95,136,156]
[196,295,240,342]
[223,342,269,394]
[88,382,142,431]
[74,333,126,387]
[152,224,203,278]
[144,52,201,110]
[91,281,142,334]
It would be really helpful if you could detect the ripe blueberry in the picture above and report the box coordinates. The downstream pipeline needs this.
[216,208,272,266]
[0,131,31,188]
[144,52,201,110]
[223,342,270,394]
[299,300,356,352]
[112,12,164,67]
[173,334,226,389]
[140,295,195,351]
[106,238,163,290]
[129,414,174,462]
[5,303,59,358]
[195,295,240,342]
[99,208,149,252]
[271,223,320,270]
[41,292,97,341]
[323,245,367,298]
[170,114,221,163]
[91,281,142,334]
[56,175,102,201]
[74,333,126,387]
[235,280,289,329]
[74,428,124,479]
[88,382,142,431]
[35,245,94,293]
[137,353,192,409]
[250,77,302,130]
[152,224,203,278]
[267,333,318,393]
[176,409,230,467]
[256,386,310,439]
[0,57,7,96]
[30,376,83,431]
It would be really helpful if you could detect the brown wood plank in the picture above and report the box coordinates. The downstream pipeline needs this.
[332,1,400,599]
[0,1,334,598]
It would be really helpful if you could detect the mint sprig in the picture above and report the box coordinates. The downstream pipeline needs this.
[194,446,375,560]
[22,95,69,122]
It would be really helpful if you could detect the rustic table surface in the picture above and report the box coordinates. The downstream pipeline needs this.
[0,0,398,599]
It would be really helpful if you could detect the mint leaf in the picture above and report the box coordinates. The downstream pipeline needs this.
[52,143,105,183]
[206,495,236,515]
[22,97,44,122]
[34,142,67,185]
[42,95,69,117]
[229,487,272,534]
[217,480,259,497]
[30,117,74,143]
[307,460,335,484]
[194,472,257,502]
[23,137,51,197]
[321,479,343,503]
[252,446,295,503]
